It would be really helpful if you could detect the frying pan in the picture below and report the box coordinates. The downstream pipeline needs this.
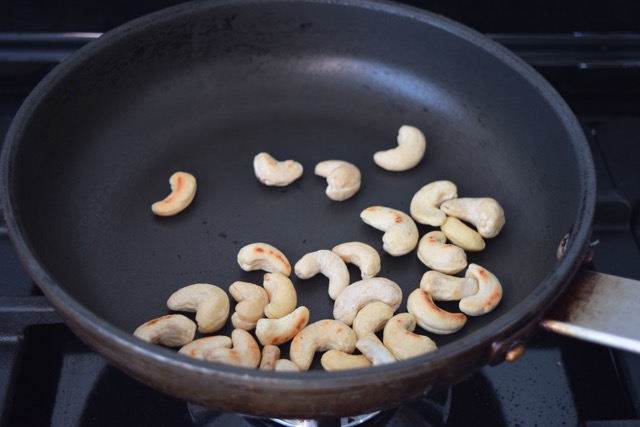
[1,0,629,418]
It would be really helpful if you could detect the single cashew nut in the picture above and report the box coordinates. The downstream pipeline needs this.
[409,180,458,226]
[178,336,232,359]
[383,313,437,360]
[352,301,395,340]
[151,171,197,216]
[417,231,467,274]
[294,250,350,300]
[274,359,301,372]
[314,160,362,201]
[263,272,297,319]
[166,284,230,334]
[196,295,231,334]
[420,270,479,301]
[459,263,503,316]
[289,319,357,371]
[332,241,381,279]
[237,242,292,276]
[407,288,467,335]
[259,345,281,371]
[133,314,196,347]
[333,277,403,326]
[253,152,304,187]
[355,333,397,366]
[440,216,485,252]
[255,306,310,346]
[320,350,372,371]
[373,125,426,171]
[440,197,506,238]
[229,281,269,330]
[204,329,261,369]
[360,206,419,256]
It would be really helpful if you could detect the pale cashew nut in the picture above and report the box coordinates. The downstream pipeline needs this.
[420,270,479,301]
[333,277,402,326]
[373,125,426,171]
[440,197,506,238]
[204,329,261,369]
[383,313,437,360]
[409,180,457,226]
[253,152,304,187]
[229,281,269,330]
[320,350,372,371]
[289,319,357,371]
[237,242,292,276]
[178,336,232,359]
[133,314,196,347]
[314,160,362,201]
[274,359,300,372]
[166,284,230,334]
[151,171,197,216]
[417,231,467,274]
[352,301,395,339]
[355,333,397,366]
[294,250,350,300]
[440,216,485,252]
[459,263,503,316]
[196,295,231,334]
[263,272,297,319]
[360,206,419,256]
[332,241,381,279]
[255,306,310,346]
[407,288,467,335]
[259,345,281,371]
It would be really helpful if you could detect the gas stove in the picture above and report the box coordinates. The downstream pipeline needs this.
[1,1,640,426]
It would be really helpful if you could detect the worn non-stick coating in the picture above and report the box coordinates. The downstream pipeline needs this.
[1,0,594,418]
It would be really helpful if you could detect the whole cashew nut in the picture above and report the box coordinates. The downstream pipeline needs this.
[333,277,403,326]
[440,197,506,238]
[383,313,437,360]
[420,270,479,301]
[255,306,310,346]
[237,242,292,276]
[373,125,426,171]
[355,333,397,366]
[259,345,281,371]
[320,349,372,371]
[314,160,362,201]
[407,289,467,335]
[459,263,503,316]
[417,231,467,274]
[409,180,458,226]
[352,301,395,340]
[204,329,261,369]
[440,216,485,252]
[166,283,230,334]
[289,319,357,371]
[253,152,304,187]
[360,206,419,256]
[294,250,350,300]
[134,314,196,347]
[151,171,197,216]
[263,272,297,319]
[229,281,269,330]
[332,241,381,279]
[179,335,232,359]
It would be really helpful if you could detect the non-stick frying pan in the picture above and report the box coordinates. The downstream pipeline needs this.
[0,0,629,418]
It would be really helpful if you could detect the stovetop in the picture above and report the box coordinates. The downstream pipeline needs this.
[1,1,640,426]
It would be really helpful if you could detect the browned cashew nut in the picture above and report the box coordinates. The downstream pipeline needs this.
[314,160,362,201]
[320,350,372,371]
[263,272,297,319]
[420,271,479,301]
[294,250,350,300]
[373,125,426,171]
[360,206,419,256]
[229,281,269,330]
[333,277,402,326]
[459,263,503,316]
[440,197,506,238]
[383,313,437,360]
[204,329,261,368]
[237,242,292,276]
[179,336,232,359]
[255,306,310,346]
[409,180,457,226]
[134,314,196,347]
[166,283,230,334]
[407,289,467,334]
[332,241,381,279]
[253,152,304,187]
[417,231,467,274]
[151,171,197,216]
[289,319,357,371]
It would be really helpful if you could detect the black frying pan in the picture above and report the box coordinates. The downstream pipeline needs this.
[0,0,596,418]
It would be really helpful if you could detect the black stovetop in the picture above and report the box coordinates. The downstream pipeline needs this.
[1,1,640,426]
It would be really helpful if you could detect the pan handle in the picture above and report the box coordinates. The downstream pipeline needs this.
[540,269,640,354]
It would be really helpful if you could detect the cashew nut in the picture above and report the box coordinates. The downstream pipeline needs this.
[253,152,304,187]
[440,216,485,252]
[178,335,232,359]
[355,333,397,366]
[133,314,196,347]
[373,125,426,171]
[204,329,261,369]
[320,350,372,371]
[262,272,297,319]
[352,301,395,340]
[255,306,310,346]
[259,345,281,371]
[417,231,467,274]
[331,241,381,279]
[166,284,230,334]
[151,171,197,216]
[407,288,467,335]
[196,295,232,334]
[420,270,479,301]
[440,197,506,238]
[274,359,300,372]
[289,319,357,371]
[314,160,362,201]
[360,206,419,256]
[237,242,292,276]
[294,250,350,300]
[459,263,503,316]
[229,281,269,330]
[333,277,403,326]
[409,180,457,226]
[383,313,437,360]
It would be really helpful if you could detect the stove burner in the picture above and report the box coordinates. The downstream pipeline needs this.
[271,412,380,427]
